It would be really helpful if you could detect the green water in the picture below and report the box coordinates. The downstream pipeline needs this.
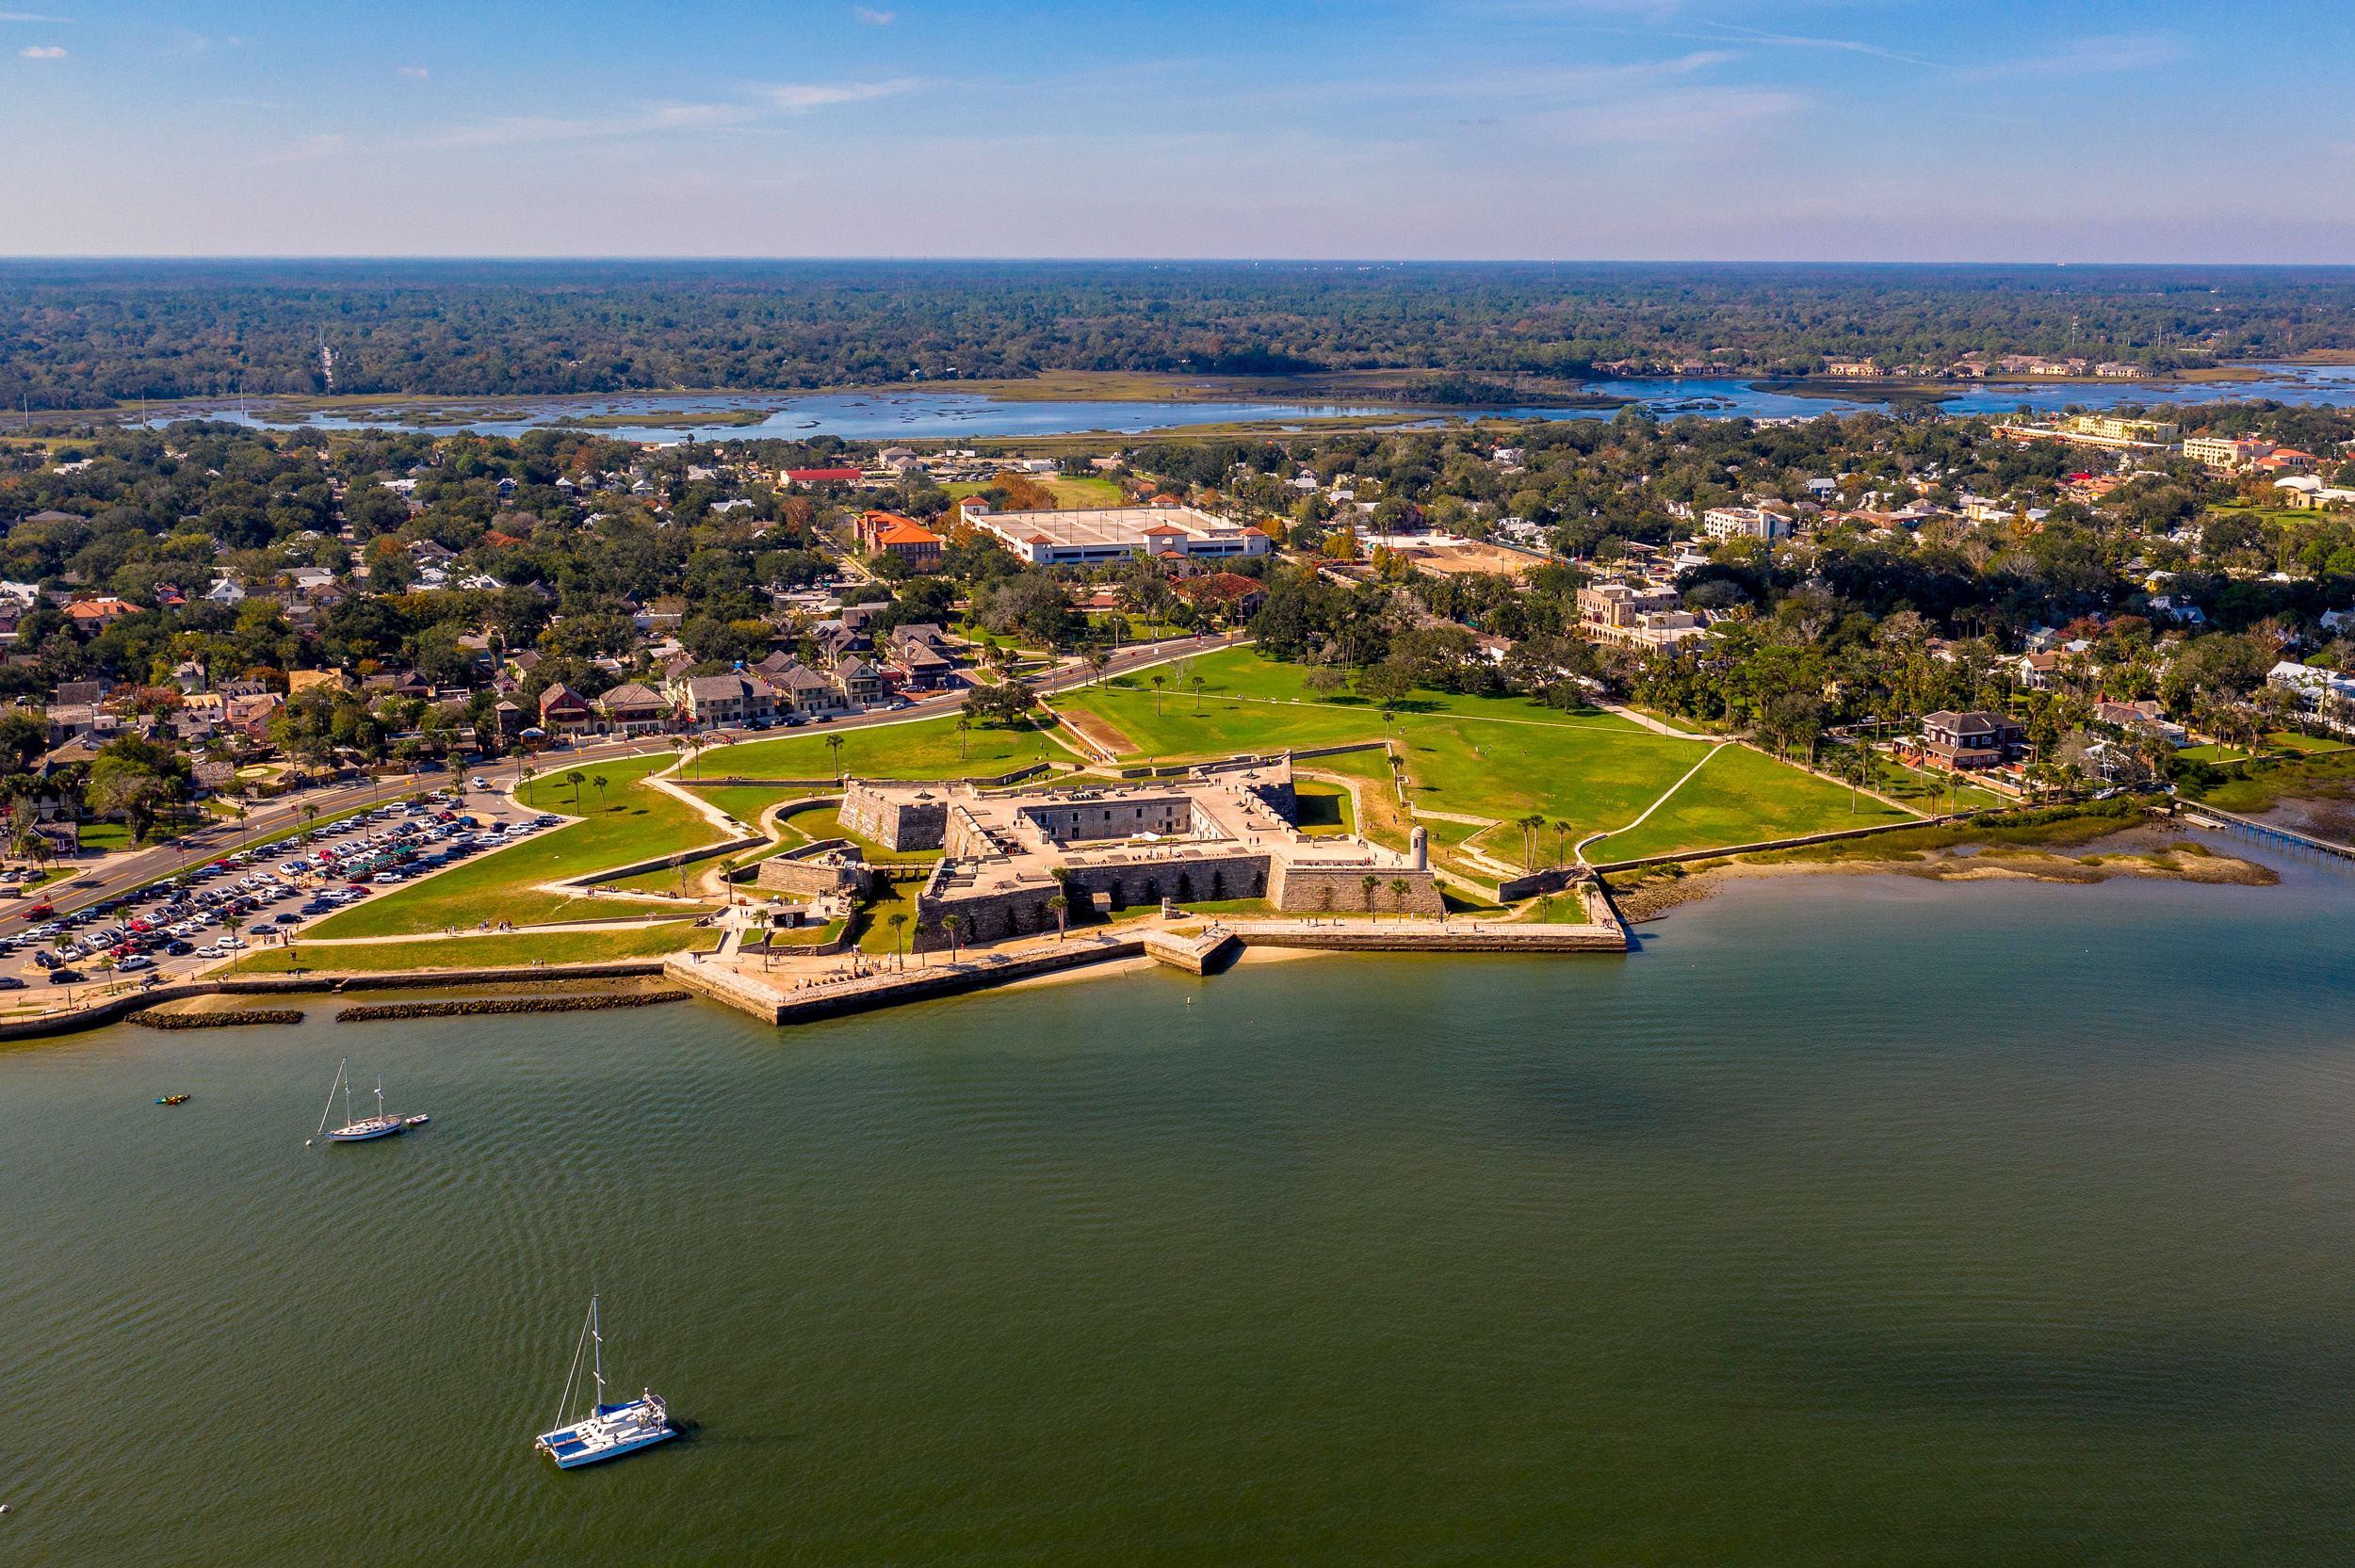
[7,855,2355,1565]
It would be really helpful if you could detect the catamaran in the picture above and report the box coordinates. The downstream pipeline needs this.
[533,1295,677,1469]
[310,1058,410,1144]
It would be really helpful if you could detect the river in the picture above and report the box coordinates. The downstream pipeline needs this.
[151,364,2355,446]
[5,841,2353,1565]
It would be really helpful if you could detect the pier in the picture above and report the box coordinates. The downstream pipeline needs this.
[2182,804,2355,866]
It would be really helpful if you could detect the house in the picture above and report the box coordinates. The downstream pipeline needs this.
[760,661,845,716]
[597,682,671,734]
[885,627,955,689]
[1576,581,1682,647]
[834,657,885,705]
[783,467,863,484]
[53,679,115,708]
[673,673,774,727]
[2268,660,2355,711]
[205,579,246,604]
[1918,710,2025,770]
[538,682,595,733]
[1170,573,1269,621]
[640,598,687,633]
[2093,699,2187,746]
[65,597,136,629]
[362,671,432,700]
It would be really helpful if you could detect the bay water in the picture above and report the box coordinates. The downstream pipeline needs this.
[6,847,2354,1565]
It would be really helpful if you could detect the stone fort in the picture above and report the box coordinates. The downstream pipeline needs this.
[834,757,1442,951]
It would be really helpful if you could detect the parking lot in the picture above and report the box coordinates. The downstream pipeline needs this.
[6,784,560,996]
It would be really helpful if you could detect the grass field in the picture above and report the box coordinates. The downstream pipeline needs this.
[301,754,723,938]
[1595,745,1916,862]
[715,716,1058,781]
[684,784,816,827]
[235,921,706,973]
[1062,650,1937,866]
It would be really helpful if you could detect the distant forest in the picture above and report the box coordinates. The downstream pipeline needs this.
[8,260,2355,411]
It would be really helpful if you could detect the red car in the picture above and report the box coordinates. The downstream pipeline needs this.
[24,903,53,918]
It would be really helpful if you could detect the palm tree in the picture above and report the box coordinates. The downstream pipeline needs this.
[955,718,970,762]
[1360,874,1379,918]
[591,775,609,811]
[941,913,963,962]
[1047,894,1067,939]
[1519,812,1546,868]
[825,732,845,784]
[1189,673,1208,711]
[565,769,586,811]
[1388,751,1406,803]
[1086,646,1112,685]
[886,911,908,969]
[1149,673,1165,715]
[300,802,319,835]
[1388,878,1409,921]
[719,856,740,905]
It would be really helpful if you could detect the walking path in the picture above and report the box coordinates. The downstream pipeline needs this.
[1575,738,1734,865]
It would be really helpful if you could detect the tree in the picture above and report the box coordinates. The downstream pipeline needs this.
[1150,673,1165,715]
[565,769,586,811]
[591,775,609,811]
[1086,645,1112,684]
[955,718,970,761]
[941,912,963,962]
[1360,873,1379,917]
[1189,673,1208,711]
[1519,812,1546,868]
[1388,878,1409,921]
[719,856,740,905]
[825,732,845,784]
[1047,894,1067,939]
[887,911,908,969]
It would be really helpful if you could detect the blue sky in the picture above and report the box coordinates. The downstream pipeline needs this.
[4,1,2349,260]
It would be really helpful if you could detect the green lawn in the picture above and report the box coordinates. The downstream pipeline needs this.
[684,784,816,826]
[1292,780,1355,836]
[1596,745,1917,862]
[301,754,723,937]
[234,921,706,973]
[1866,756,2007,813]
[713,716,1058,781]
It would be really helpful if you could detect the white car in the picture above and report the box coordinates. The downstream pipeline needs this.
[470,776,489,788]
[212,936,246,952]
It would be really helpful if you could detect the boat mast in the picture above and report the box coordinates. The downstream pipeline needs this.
[374,1077,385,1123]
[592,1293,606,1408]
[315,1058,349,1140]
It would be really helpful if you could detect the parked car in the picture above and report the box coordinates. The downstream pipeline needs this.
[273,912,303,924]
[47,968,83,984]
[115,955,153,972]
[0,975,24,990]
[164,940,196,956]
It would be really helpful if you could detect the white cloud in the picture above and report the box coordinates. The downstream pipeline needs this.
[762,78,920,112]
[0,12,71,21]
[853,6,895,23]
[1966,34,2183,80]
[19,43,63,57]
[399,65,429,79]
[267,133,348,164]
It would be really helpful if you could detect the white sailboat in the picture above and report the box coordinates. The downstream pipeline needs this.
[533,1295,677,1468]
[310,1057,410,1144]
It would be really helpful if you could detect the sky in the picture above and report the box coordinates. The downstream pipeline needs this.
[4,0,2352,261]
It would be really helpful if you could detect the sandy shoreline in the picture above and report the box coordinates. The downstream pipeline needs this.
[1610,823,2280,922]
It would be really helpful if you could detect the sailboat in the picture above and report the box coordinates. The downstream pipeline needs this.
[533,1295,677,1468]
[310,1058,410,1144]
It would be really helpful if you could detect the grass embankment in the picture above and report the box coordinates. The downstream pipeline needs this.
[716,716,1058,781]
[234,922,704,973]
[301,755,721,938]
[2186,748,2355,814]
[1598,747,1917,862]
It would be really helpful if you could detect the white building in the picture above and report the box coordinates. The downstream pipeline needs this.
[1700,506,1790,542]
[977,507,1273,567]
